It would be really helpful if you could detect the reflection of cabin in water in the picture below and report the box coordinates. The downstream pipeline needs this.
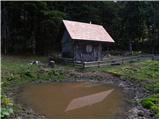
[61,20,114,62]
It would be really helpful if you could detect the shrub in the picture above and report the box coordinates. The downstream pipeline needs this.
[141,99,154,109]
[1,95,13,118]
[141,95,159,117]
[151,105,159,112]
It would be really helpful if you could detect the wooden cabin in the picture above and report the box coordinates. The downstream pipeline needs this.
[61,20,114,62]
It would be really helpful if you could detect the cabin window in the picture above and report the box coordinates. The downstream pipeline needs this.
[86,45,92,53]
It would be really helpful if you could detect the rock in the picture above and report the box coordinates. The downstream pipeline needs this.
[119,82,125,87]
[128,106,152,119]
[138,110,144,117]
[17,117,22,119]
[128,107,141,118]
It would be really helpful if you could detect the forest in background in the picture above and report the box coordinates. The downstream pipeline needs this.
[1,1,159,55]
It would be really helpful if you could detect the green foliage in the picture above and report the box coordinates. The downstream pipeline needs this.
[2,66,65,88]
[1,95,14,118]
[141,99,155,109]
[1,1,159,55]
[43,10,66,20]
[132,51,142,56]
[47,69,64,80]
[145,81,159,94]
[141,95,159,116]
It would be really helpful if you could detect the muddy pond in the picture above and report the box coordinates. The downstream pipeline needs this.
[17,82,129,118]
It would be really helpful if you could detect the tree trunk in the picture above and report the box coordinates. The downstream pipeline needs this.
[129,40,133,55]
[2,7,10,55]
[151,28,155,54]
[32,16,37,55]
[32,31,36,55]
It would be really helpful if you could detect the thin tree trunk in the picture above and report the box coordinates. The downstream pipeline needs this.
[32,31,36,55]
[2,7,10,55]
[151,28,155,54]
[32,16,37,55]
[129,39,133,55]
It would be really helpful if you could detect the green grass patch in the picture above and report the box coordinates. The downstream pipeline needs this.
[99,60,158,81]
[1,56,68,118]
[1,56,69,91]
[101,60,159,94]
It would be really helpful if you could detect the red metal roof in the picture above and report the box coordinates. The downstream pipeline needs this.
[63,20,115,42]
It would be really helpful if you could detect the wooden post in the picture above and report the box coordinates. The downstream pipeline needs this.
[49,61,55,68]
[83,62,85,69]
[73,39,75,66]
[122,59,123,64]
[152,54,154,60]
[98,61,100,68]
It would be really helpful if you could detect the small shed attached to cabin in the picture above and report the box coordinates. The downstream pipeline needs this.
[61,20,114,62]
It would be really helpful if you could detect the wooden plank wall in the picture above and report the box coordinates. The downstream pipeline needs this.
[74,41,102,62]
[61,30,74,58]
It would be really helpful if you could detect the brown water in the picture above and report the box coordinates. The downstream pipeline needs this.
[18,82,128,118]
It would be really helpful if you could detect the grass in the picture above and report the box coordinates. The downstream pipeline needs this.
[1,56,159,118]
[101,60,158,93]
[1,56,69,118]
[1,56,70,92]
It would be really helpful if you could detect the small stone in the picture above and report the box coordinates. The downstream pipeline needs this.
[17,117,22,119]
[138,111,144,117]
